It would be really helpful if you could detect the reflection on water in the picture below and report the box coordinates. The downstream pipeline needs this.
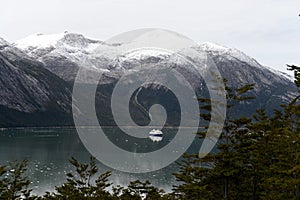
[0,127,202,195]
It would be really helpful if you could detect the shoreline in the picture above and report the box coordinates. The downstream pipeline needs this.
[0,125,203,131]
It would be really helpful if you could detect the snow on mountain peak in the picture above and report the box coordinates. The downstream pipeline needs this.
[14,32,102,51]
[11,33,288,82]
[59,33,99,48]
[12,32,105,65]
[13,32,260,71]
[200,42,229,52]
[15,32,66,49]
[199,42,261,68]
[0,37,9,45]
[123,49,171,60]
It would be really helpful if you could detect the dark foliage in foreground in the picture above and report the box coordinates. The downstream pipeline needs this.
[0,65,299,199]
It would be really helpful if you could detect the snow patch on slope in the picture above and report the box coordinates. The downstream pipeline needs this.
[0,37,9,47]
[15,32,66,49]
[13,32,106,72]
[14,32,102,55]
[198,42,293,81]
[264,65,294,81]
[199,42,262,68]
[123,49,171,60]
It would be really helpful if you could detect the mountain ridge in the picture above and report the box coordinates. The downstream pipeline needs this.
[0,32,297,127]
[13,32,293,81]
[0,37,73,127]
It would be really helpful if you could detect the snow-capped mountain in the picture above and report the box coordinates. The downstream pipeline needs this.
[196,42,296,116]
[15,31,102,56]
[199,42,262,68]
[14,32,109,81]
[0,32,297,126]
[14,32,293,85]
[0,37,73,127]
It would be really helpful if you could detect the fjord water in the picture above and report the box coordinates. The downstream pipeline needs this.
[0,127,202,194]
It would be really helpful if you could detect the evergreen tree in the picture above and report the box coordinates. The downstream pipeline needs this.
[44,156,113,200]
[253,65,300,199]
[173,65,300,199]
[112,180,167,200]
[173,79,256,199]
[0,160,36,200]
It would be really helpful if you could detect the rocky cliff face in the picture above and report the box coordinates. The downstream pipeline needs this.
[0,37,73,127]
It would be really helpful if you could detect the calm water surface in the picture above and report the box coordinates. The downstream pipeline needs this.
[0,127,202,195]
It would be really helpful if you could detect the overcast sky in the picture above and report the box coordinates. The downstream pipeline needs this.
[1,0,299,74]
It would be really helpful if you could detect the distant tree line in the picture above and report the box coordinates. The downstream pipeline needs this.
[0,65,299,200]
